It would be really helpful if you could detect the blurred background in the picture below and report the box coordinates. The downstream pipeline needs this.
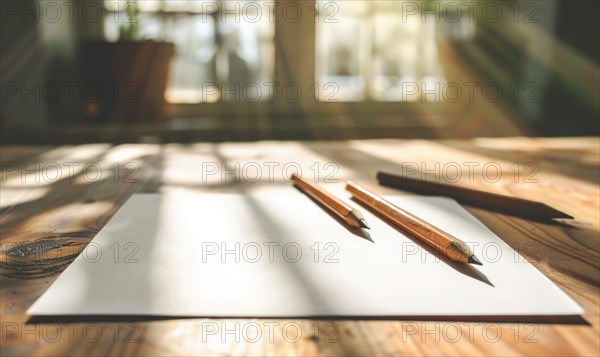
[1,0,598,143]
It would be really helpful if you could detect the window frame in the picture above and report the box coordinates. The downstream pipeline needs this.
[105,1,451,122]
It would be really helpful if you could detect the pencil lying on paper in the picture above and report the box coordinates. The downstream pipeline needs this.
[377,171,573,220]
[346,181,482,265]
[291,173,370,229]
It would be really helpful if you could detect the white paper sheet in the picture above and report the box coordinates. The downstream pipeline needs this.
[28,189,583,317]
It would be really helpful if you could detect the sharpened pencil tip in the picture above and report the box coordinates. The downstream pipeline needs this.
[468,255,482,265]
[359,219,370,229]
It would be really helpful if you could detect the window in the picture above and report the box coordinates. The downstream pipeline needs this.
[316,1,445,102]
[103,0,454,119]
[104,0,274,103]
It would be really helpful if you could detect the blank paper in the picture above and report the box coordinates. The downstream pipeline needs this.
[28,189,583,318]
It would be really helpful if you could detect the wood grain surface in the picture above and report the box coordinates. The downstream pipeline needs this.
[1,138,599,356]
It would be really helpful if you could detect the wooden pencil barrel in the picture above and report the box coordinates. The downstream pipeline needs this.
[291,173,362,228]
[346,182,473,263]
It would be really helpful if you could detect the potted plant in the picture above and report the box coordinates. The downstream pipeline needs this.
[79,0,175,124]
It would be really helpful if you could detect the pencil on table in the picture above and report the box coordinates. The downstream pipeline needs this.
[291,173,370,229]
[346,181,482,265]
[377,171,573,220]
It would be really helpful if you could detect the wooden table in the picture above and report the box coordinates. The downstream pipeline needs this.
[1,138,599,356]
